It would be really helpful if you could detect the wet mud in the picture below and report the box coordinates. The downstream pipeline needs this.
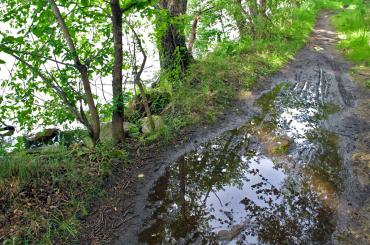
[112,11,370,245]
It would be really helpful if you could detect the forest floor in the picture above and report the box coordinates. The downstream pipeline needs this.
[79,10,370,244]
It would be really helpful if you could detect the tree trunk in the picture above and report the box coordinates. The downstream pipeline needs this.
[110,0,125,145]
[136,82,155,130]
[188,15,199,57]
[129,23,156,131]
[158,0,191,73]
[47,0,100,145]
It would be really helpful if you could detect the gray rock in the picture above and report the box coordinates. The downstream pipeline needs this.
[140,115,164,134]
[216,222,247,241]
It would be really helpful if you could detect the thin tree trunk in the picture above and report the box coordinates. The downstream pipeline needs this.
[136,81,155,130]
[110,0,125,144]
[188,15,200,57]
[47,0,100,145]
[129,23,155,131]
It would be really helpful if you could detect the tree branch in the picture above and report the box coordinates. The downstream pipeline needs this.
[0,45,75,67]
[47,0,81,65]
[48,0,100,144]
[8,52,92,132]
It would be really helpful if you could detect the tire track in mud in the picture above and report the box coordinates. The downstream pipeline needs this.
[262,11,370,244]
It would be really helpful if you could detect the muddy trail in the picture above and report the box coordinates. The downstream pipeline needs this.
[100,11,369,245]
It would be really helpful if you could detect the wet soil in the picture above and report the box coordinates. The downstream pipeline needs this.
[83,11,370,244]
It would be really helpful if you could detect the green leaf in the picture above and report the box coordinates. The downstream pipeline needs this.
[81,0,89,6]
[0,59,6,64]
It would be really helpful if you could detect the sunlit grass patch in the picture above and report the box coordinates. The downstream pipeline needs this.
[338,31,370,62]
[331,1,370,89]
[332,3,370,65]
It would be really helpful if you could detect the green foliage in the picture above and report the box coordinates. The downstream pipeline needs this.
[332,1,370,64]
[0,0,111,131]
[139,123,172,145]
[128,123,141,138]
[137,90,171,115]
[313,0,344,9]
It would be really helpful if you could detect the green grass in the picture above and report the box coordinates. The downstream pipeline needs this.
[331,1,370,89]
[332,1,370,64]
[0,143,127,244]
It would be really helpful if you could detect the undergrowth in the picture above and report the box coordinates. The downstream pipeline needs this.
[332,0,370,64]
[0,143,127,244]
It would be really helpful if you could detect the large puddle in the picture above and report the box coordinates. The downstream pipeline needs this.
[138,81,342,244]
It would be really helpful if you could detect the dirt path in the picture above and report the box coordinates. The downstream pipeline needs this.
[261,10,370,244]
[81,11,370,244]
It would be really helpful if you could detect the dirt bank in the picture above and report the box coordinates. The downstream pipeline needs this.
[80,11,370,244]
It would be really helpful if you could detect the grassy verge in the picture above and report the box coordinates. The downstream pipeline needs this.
[0,144,127,244]
[331,0,370,88]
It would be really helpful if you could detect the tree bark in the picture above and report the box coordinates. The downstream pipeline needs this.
[188,15,199,57]
[47,0,100,145]
[110,0,125,144]
[158,0,191,73]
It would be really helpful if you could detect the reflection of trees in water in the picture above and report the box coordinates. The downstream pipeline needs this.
[239,129,340,244]
[139,129,251,244]
[241,174,335,244]
[139,123,339,244]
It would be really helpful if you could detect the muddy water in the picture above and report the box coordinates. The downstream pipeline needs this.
[138,83,342,244]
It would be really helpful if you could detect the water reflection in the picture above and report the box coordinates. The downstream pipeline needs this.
[139,132,339,244]
[138,83,341,244]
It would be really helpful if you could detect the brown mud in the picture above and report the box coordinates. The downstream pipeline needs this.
[80,11,370,245]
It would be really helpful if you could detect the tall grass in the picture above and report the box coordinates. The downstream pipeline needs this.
[332,1,370,64]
